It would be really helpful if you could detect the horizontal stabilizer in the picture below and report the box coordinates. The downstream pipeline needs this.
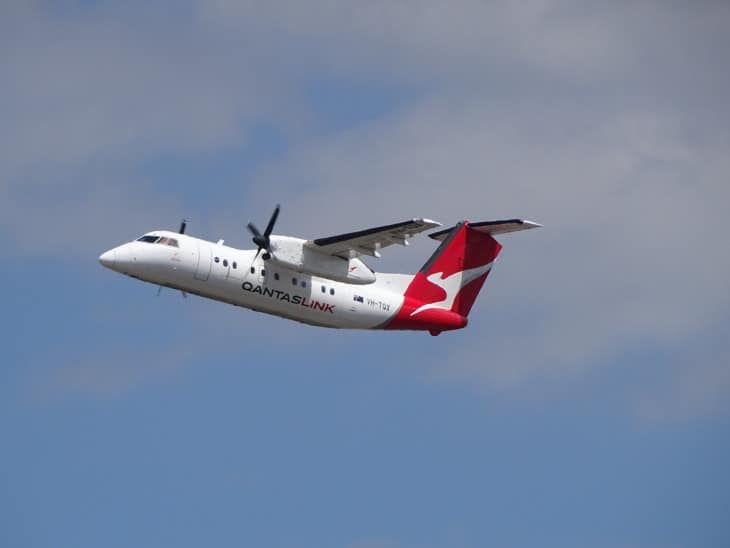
[429,219,541,241]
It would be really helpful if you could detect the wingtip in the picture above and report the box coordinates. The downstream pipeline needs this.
[521,220,543,229]
[415,217,442,227]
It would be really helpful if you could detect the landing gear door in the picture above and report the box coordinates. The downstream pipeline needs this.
[194,242,211,281]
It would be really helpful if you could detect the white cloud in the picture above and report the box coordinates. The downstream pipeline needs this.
[0,3,298,253]
[1,4,289,177]
[198,0,730,88]
[199,0,635,77]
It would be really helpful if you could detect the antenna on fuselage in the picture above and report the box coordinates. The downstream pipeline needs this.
[178,219,187,234]
[155,285,188,300]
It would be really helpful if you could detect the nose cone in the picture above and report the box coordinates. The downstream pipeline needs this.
[99,249,116,268]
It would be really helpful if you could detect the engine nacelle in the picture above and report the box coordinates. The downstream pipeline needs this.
[269,236,376,284]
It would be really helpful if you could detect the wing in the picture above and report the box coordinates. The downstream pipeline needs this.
[306,218,441,259]
[429,219,542,241]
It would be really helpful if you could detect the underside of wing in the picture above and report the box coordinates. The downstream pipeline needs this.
[307,218,441,259]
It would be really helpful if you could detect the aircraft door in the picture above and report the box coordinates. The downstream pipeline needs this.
[194,242,212,281]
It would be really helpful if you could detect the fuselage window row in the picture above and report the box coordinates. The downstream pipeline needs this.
[214,256,238,269]
[209,260,333,295]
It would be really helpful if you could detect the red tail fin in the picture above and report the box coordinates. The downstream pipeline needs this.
[386,222,502,333]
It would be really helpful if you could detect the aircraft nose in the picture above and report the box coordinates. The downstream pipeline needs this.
[99,249,116,268]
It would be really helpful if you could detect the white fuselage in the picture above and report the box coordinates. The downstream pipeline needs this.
[100,231,411,329]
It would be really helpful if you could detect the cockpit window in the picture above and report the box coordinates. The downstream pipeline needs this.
[158,237,179,247]
[137,235,160,243]
[136,235,179,247]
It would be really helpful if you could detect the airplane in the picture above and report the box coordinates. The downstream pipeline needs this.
[98,206,540,336]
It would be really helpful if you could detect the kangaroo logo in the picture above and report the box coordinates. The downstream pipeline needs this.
[410,262,493,316]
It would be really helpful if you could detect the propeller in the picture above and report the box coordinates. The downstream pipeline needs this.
[247,204,280,261]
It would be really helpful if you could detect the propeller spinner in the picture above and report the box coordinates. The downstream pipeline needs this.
[247,204,280,261]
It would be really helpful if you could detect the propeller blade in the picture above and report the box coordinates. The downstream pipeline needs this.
[264,204,280,237]
[249,247,263,271]
[247,222,262,239]
[179,219,187,234]
[248,205,280,257]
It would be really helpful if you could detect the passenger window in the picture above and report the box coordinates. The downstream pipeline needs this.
[250,267,255,274]
[261,269,266,277]
[214,257,220,263]
[330,288,335,295]
[274,273,280,281]
[301,281,306,288]
[232,262,237,269]
[321,285,326,293]
[292,278,297,286]
[223,259,228,267]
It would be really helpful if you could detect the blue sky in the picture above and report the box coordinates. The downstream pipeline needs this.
[2,2,730,547]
